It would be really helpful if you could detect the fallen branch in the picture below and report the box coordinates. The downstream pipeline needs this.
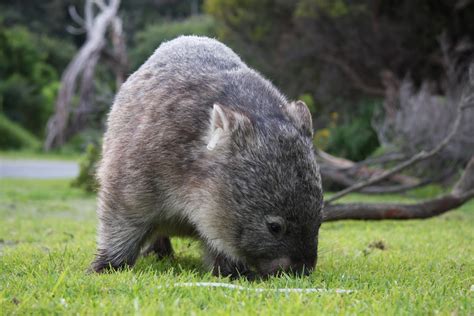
[317,149,420,192]
[350,178,435,194]
[326,84,473,203]
[322,156,474,221]
[351,152,407,168]
[321,167,447,194]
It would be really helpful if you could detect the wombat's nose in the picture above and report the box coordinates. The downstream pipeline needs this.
[267,257,292,273]
[260,257,315,277]
[257,257,291,277]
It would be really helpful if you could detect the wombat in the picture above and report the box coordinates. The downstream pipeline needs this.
[91,36,323,278]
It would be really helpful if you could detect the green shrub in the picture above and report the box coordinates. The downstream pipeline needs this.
[130,15,217,70]
[325,101,380,161]
[0,74,56,135]
[62,128,104,154]
[0,113,40,149]
[71,143,100,193]
[0,24,71,137]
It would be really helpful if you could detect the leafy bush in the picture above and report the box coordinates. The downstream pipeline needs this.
[0,113,40,149]
[0,24,73,137]
[325,101,380,161]
[62,129,104,154]
[130,15,217,70]
[71,143,100,193]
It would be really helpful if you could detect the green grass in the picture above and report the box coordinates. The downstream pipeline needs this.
[0,150,79,161]
[1,179,473,315]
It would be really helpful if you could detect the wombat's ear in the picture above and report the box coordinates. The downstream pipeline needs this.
[284,100,313,137]
[207,103,250,150]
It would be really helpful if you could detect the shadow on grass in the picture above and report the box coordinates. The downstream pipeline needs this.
[133,253,208,277]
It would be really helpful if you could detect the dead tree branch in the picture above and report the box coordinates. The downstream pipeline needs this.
[110,17,128,89]
[322,156,474,221]
[317,148,421,193]
[351,152,407,167]
[326,84,473,203]
[44,0,121,151]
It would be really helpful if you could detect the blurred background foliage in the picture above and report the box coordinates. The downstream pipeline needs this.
[0,0,473,163]
[0,22,74,140]
[131,14,216,70]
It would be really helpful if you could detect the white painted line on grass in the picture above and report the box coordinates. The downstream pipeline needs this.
[160,282,354,294]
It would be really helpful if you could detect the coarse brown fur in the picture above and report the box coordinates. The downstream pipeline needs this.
[91,36,323,278]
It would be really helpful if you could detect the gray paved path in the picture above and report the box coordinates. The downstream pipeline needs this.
[0,159,79,179]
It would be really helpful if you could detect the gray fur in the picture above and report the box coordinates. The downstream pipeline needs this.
[91,36,323,278]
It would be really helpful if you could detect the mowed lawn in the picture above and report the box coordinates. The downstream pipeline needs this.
[0,178,473,315]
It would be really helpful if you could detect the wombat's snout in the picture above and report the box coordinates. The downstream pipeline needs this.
[258,256,316,277]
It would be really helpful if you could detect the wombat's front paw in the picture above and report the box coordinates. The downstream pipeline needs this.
[212,254,254,280]
[89,256,124,274]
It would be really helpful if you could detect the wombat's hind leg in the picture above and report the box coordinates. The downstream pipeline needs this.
[143,235,174,259]
[90,217,153,273]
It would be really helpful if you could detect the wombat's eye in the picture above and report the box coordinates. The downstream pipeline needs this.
[268,222,282,235]
[265,215,286,237]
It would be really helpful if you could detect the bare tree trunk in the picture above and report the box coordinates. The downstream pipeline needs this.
[69,52,101,135]
[110,17,128,89]
[68,15,127,135]
[44,0,121,151]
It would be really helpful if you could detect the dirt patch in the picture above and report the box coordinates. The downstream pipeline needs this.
[363,240,387,256]
[368,240,387,250]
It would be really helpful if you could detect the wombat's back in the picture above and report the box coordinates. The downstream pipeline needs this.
[98,37,245,206]
[99,36,288,208]
[144,35,246,74]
